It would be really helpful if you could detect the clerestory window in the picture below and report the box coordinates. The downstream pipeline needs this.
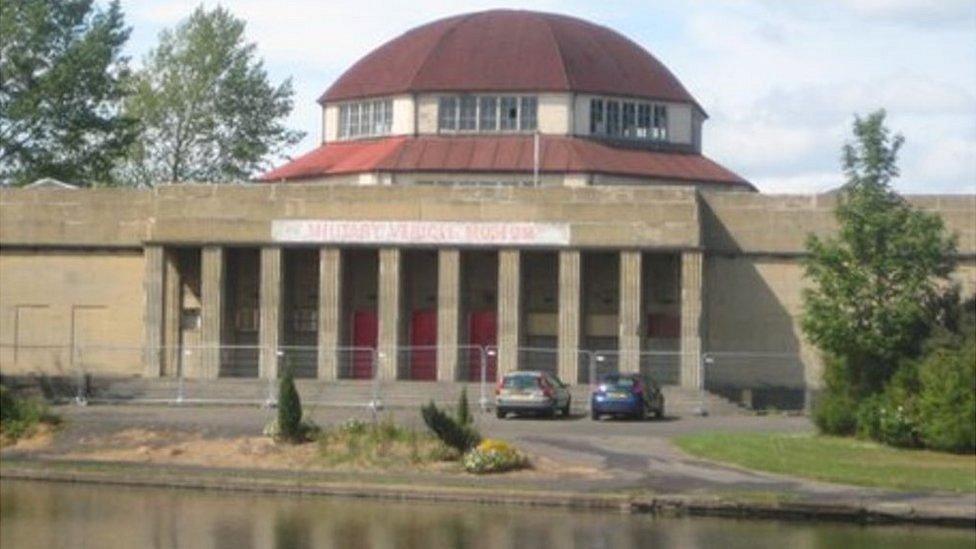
[438,94,538,132]
[338,98,393,139]
[589,97,668,142]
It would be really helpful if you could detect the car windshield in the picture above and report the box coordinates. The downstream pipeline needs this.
[602,377,636,389]
[503,375,539,390]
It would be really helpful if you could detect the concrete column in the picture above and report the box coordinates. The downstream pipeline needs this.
[200,246,224,378]
[680,250,704,389]
[377,248,401,380]
[259,247,283,380]
[618,250,642,373]
[162,250,181,377]
[317,247,342,381]
[557,250,581,383]
[436,249,460,381]
[497,249,521,375]
[143,245,165,377]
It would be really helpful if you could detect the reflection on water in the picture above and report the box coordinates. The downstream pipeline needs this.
[1,479,973,548]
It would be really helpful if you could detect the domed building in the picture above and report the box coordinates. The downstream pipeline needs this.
[1,10,973,411]
[262,10,751,191]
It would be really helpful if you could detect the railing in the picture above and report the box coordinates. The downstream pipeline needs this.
[0,343,812,411]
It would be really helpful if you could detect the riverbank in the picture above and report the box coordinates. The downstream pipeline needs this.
[1,404,974,529]
[2,457,973,528]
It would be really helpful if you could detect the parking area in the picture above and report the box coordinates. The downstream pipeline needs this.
[50,403,810,443]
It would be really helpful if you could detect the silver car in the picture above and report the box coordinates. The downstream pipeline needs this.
[495,371,571,419]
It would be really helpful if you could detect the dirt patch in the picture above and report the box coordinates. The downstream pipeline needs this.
[1,424,57,452]
[53,428,606,480]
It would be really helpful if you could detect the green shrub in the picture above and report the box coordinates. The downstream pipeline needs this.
[813,357,858,435]
[855,392,920,448]
[277,362,304,443]
[857,363,922,448]
[0,385,59,441]
[457,387,472,426]
[916,339,975,453]
[421,400,480,453]
[0,385,15,423]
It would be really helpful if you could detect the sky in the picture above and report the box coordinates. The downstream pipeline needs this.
[120,0,976,194]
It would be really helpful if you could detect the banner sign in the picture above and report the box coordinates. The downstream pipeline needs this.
[272,220,570,246]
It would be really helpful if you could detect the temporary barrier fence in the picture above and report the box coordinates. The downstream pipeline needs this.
[0,344,811,412]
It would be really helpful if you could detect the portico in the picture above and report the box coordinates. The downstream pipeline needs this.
[140,187,705,388]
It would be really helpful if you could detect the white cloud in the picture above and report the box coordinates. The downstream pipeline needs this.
[832,0,976,27]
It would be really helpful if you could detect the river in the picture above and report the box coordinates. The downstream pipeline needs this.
[1,479,972,548]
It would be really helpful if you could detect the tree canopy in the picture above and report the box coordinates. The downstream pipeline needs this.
[118,6,303,185]
[0,0,135,186]
[802,110,958,395]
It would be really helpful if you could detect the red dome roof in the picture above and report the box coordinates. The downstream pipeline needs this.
[321,10,700,109]
[259,135,751,189]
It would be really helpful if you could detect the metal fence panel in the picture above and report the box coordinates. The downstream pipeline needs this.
[638,351,682,386]
[517,346,558,377]
[0,342,810,411]
[704,352,807,410]
[279,345,318,379]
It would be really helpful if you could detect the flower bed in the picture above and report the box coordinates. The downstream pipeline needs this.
[462,438,529,474]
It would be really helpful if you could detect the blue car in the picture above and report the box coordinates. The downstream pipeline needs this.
[590,373,665,420]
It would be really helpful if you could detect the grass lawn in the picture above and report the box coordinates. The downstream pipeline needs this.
[674,432,976,494]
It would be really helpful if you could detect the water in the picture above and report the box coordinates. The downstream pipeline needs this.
[0,479,972,548]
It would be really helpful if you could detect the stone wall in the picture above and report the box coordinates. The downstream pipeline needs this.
[700,191,976,398]
[1,185,973,390]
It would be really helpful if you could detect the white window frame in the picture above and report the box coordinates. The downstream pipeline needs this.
[337,98,394,140]
[589,96,669,142]
[437,94,538,134]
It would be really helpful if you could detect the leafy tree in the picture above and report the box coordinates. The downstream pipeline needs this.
[0,0,135,186]
[118,6,303,186]
[803,110,957,398]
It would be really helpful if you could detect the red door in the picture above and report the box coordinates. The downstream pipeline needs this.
[467,311,497,381]
[410,309,437,380]
[351,310,377,379]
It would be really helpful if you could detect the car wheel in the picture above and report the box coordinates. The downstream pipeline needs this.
[591,410,600,421]
[543,407,556,419]
[496,408,506,419]
[561,397,571,417]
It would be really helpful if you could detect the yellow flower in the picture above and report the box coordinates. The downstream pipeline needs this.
[477,438,514,453]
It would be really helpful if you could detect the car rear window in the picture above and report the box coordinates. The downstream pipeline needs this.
[603,377,636,389]
[502,375,539,389]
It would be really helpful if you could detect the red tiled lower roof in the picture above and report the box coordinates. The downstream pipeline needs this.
[259,135,752,189]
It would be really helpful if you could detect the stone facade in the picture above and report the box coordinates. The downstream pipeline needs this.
[1,186,973,403]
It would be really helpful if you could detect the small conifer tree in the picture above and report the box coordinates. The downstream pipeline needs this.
[457,387,472,425]
[277,358,303,442]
